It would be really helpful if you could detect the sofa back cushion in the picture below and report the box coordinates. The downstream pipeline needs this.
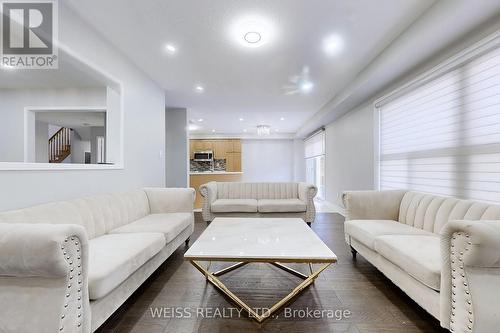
[399,191,500,234]
[0,190,150,239]
[216,182,298,200]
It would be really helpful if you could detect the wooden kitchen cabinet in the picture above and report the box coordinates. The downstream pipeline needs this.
[213,140,228,159]
[226,152,242,172]
[232,152,241,171]
[202,141,213,150]
[189,139,241,171]
[191,140,214,152]
[192,140,204,151]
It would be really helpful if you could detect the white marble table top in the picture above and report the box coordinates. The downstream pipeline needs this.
[184,218,337,263]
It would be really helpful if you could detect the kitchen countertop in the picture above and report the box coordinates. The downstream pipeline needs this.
[190,171,243,175]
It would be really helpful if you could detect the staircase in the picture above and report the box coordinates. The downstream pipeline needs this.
[49,127,72,163]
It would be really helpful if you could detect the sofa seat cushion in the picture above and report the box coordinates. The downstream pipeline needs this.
[211,199,258,213]
[258,199,307,213]
[109,213,192,243]
[374,235,441,290]
[345,220,432,250]
[88,233,165,300]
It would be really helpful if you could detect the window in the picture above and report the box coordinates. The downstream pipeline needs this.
[378,41,500,202]
[305,130,326,200]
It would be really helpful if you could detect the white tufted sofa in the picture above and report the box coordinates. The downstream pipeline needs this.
[343,190,500,332]
[0,188,195,333]
[200,182,317,224]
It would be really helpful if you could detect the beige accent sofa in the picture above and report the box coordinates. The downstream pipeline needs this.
[0,188,195,333]
[343,190,500,332]
[200,182,317,224]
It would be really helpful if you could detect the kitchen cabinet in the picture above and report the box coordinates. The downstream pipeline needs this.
[213,140,229,159]
[190,139,242,172]
[226,152,241,172]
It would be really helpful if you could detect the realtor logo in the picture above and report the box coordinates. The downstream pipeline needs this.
[1,0,58,69]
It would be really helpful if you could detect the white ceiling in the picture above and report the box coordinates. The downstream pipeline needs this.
[0,51,106,89]
[66,0,436,135]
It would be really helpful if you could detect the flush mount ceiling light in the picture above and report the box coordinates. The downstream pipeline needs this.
[239,118,244,121]
[230,15,275,48]
[322,34,344,56]
[212,129,216,133]
[198,118,204,122]
[280,117,285,121]
[257,125,271,136]
[244,31,261,44]
[195,85,204,92]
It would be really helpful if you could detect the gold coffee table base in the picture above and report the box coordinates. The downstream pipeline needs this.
[190,260,332,323]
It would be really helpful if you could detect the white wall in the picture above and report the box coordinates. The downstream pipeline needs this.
[0,3,165,211]
[0,87,106,162]
[325,102,375,207]
[241,139,294,182]
[165,108,188,187]
[35,121,49,163]
[292,139,305,182]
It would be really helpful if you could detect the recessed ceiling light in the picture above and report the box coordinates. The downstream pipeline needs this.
[322,34,344,56]
[165,44,177,54]
[300,81,314,93]
[195,85,204,92]
[243,129,247,132]
[239,118,244,121]
[230,15,275,49]
[280,117,285,121]
[212,129,216,133]
[198,118,204,122]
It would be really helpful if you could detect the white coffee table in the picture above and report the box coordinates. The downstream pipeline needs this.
[184,217,337,322]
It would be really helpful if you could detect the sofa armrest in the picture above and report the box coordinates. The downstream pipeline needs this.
[298,183,317,223]
[0,223,90,333]
[144,187,195,213]
[440,220,500,332]
[342,190,406,221]
[200,182,217,222]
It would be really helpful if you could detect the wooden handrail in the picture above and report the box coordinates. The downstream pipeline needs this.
[49,127,72,163]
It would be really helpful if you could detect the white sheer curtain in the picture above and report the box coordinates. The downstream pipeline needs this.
[378,44,500,202]
[304,130,325,199]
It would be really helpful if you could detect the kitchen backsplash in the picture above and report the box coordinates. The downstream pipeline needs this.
[190,159,226,172]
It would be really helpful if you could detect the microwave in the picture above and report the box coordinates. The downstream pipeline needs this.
[193,150,213,161]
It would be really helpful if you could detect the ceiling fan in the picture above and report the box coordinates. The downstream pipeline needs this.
[282,66,314,95]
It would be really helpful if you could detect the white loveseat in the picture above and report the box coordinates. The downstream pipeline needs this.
[343,190,500,332]
[200,182,317,224]
[0,188,195,333]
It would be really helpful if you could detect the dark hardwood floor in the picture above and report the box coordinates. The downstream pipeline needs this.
[96,213,448,333]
